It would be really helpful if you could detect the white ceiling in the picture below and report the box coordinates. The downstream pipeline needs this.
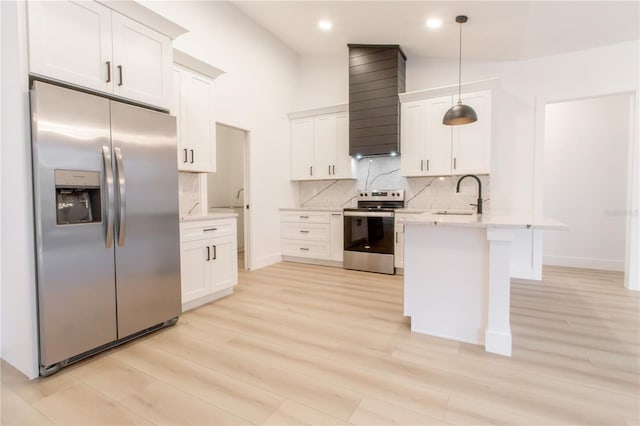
[231,1,639,61]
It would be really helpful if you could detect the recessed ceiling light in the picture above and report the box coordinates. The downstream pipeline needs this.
[426,18,442,29]
[318,20,333,31]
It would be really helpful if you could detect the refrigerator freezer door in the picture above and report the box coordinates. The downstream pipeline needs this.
[31,81,118,367]
[110,101,181,338]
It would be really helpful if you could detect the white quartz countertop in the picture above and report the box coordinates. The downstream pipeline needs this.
[280,207,344,212]
[180,213,238,222]
[398,211,567,230]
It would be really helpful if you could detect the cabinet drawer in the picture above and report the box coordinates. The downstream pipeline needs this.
[282,239,330,259]
[282,223,330,242]
[281,211,330,224]
[180,219,235,242]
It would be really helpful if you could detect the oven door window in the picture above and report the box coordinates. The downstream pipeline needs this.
[344,215,394,254]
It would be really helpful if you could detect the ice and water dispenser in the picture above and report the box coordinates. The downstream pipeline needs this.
[54,170,102,225]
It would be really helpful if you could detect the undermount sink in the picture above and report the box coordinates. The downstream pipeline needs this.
[433,210,475,216]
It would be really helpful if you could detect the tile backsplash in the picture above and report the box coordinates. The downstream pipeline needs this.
[178,172,201,217]
[299,156,490,211]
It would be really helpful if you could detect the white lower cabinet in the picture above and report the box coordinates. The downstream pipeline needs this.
[180,218,238,312]
[281,210,343,265]
[394,221,405,270]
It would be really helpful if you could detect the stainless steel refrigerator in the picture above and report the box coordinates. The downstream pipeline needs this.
[30,81,181,376]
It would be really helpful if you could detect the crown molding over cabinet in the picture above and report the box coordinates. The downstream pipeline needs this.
[97,1,188,40]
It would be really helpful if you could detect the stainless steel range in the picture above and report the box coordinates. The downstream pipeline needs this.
[343,190,405,274]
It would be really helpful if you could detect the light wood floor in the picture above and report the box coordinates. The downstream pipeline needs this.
[2,263,639,425]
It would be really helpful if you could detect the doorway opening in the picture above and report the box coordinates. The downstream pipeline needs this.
[207,123,251,271]
[543,93,633,283]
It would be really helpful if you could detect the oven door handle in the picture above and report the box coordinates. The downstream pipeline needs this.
[343,211,394,218]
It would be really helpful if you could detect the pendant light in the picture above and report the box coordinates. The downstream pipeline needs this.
[443,15,477,126]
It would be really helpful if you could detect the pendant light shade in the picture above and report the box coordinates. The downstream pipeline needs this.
[442,102,477,125]
[443,15,477,126]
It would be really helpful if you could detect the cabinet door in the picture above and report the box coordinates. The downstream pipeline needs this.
[452,90,491,174]
[180,240,211,304]
[313,115,335,179]
[400,101,427,177]
[28,0,113,94]
[209,236,237,292]
[330,212,344,261]
[172,67,189,169]
[291,118,314,180]
[111,12,172,110]
[183,69,216,172]
[394,223,404,268]
[425,96,453,175]
[333,113,354,179]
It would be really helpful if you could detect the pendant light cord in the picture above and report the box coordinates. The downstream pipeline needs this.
[458,21,462,103]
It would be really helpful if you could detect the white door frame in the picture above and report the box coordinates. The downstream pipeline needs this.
[216,121,252,271]
[533,90,638,290]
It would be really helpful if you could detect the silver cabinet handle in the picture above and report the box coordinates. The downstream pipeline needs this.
[183,148,188,163]
[299,215,309,219]
[299,247,309,251]
[426,159,429,171]
[117,65,123,86]
[328,165,331,174]
[114,147,126,246]
[453,157,457,169]
[102,146,114,248]
[299,230,310,234]
[310,166,313,176]
[420,159,424,171]
[106,61,111,83]
[333,165,335,175]
[203,227,218,232]
[331,213,341,216]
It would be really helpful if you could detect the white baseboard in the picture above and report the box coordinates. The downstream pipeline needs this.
[182,287,233,312]
[543,255,624,272]
[251,253,282,270]
[485,329,512,357]
[511,266,538,280]
[282,256,343,268]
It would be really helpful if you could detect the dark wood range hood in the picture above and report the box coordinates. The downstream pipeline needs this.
[348,44,406,157]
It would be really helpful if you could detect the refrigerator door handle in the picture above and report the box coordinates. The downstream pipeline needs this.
[102,146,114,248]
[114,147,127,246]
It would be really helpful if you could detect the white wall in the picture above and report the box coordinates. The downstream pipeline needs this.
[142,1,299,269]
[208,124,244,209]
[1,0,39,379]
[543,95,630,270]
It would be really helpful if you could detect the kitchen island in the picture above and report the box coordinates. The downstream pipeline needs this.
[399,211,566,356]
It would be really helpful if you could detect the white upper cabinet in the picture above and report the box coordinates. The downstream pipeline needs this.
[400,89,491,176]
[28,1,112,93]
[452,90,492,175]
[172,64,217,172]
[425,96,454,175]
[291,117,315,180]
[400,100,426,176]
[313,115,335,179]
[334,113,352,179]
[111,12,172,109]
[27,0,175,110]
[289,106,355,181]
